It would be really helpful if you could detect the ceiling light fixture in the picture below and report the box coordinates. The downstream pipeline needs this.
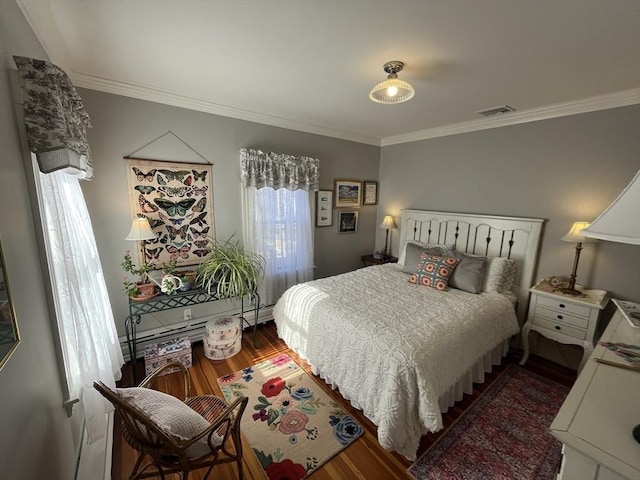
[369,61,415,104]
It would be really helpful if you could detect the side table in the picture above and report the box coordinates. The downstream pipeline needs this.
[361,254,398,267]
[520,280,609,371]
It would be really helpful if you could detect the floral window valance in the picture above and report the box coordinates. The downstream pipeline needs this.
[240,148,319,192]
[13,56,93,180]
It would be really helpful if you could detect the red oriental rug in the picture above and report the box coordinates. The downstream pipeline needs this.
[217,354,363,480]
[408,364,568,480]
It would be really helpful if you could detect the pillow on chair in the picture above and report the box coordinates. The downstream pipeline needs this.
[116,387,222,456]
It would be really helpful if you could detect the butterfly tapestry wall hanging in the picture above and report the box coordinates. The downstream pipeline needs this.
[125,158,214,268]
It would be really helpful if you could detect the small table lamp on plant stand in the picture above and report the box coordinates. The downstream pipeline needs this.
[125,217,156,268]
[379,215,396,259]
[560,221,597,296]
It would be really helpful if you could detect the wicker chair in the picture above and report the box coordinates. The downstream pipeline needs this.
[94,362,248,480]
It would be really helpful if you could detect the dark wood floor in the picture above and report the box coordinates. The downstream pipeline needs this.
[112,322,577,480]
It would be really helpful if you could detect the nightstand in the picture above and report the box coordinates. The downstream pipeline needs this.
[520,280,609,371]
[361,254,398,267]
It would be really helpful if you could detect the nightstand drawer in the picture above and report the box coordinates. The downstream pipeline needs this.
[532,317,587,340]
[536,295,591,317]
[533,306,590,329]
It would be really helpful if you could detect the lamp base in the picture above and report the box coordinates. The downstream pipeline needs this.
[559,287,582,296]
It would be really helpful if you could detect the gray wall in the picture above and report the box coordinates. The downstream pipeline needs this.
[379,106,640,304]
[0,2,80,479]
[77,88,380,337]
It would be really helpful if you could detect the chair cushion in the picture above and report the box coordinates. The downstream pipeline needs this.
[116,387,222,457]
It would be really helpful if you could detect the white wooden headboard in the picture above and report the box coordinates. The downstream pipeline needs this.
[398,209,545,323]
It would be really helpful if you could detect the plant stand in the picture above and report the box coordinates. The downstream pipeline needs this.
[124,288,260,384]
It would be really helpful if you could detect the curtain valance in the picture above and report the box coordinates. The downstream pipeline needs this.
[240,148,319,191]
[14,56,93,180]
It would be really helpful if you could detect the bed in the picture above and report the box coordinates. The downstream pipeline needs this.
[273,210,544,460]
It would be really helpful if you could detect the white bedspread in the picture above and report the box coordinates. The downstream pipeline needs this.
[272,263,519,460]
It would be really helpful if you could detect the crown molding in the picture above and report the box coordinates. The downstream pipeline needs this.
[70,71,381,146]
[381,88,640,146]
[71,70,639,148]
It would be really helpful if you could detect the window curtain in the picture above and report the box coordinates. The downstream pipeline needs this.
[15,56,122,442]
[35,163,124,442]
[240,148,319,306]
[14,56,93,179]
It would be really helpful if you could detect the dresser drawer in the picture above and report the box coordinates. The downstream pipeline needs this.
[536,295,591,317]
[534,306,590,329]
[532,317,587,340]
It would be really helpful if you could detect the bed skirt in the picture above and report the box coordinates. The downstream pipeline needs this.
[306,338,510,427]
[437,338,510,412]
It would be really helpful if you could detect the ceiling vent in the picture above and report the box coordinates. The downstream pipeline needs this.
[476,105,516,117]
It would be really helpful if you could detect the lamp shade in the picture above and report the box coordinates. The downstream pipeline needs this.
[581,170,640,245]
[125,218,156,241]
[561,222,597,244]
[370,79,415,104]
[379,215,396,229]
[369,61,415,105]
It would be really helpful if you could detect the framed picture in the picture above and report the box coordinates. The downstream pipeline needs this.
[334,179,362,208]
[316,190,333,226]
[125,158,214,268]
[338,211,358,234]
[363,181,378,205]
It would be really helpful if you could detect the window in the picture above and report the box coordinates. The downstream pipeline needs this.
[240,149,319,306]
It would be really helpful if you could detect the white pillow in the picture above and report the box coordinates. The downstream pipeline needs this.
[116,387,222,457]
[398,241,448,268]
[482,257,517,293]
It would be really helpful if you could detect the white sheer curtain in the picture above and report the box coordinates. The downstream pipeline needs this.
[35,160,123,443]
[15,56,121,443]
[240,149,319,306]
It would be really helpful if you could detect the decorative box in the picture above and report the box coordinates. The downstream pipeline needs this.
[204,317,242,361]
[144,337,192,376]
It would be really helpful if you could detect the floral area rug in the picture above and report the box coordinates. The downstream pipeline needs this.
[217,354,363,480]
[408,364,568,480]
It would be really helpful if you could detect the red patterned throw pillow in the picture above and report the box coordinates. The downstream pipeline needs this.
[409,254,461,291]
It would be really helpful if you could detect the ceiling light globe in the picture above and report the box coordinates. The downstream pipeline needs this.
[369,78,415,104]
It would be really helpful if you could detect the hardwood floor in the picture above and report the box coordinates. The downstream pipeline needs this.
[112,322,577,480]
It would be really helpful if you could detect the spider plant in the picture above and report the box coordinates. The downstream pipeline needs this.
[196,237,264,299]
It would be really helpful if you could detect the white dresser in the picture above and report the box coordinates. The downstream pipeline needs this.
[550,310,640,480]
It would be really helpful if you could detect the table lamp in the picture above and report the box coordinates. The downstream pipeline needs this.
[560,222,597,296]
[125,218,156,264]
[581,170,640,443]
[379,215,396,258]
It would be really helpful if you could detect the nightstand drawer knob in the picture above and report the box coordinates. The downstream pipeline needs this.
[559,304,566,308]
[557,315,564,320]
[555,325,561,330]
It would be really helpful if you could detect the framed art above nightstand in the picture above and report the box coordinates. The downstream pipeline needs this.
[363,181,377,205]
[520,279,609,371]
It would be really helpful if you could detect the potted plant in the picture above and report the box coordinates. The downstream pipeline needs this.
[178,269,198,286]
[121,251,155,299]
[161,260,178,276]
[196,237,264,299]
[178,274,192,292]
